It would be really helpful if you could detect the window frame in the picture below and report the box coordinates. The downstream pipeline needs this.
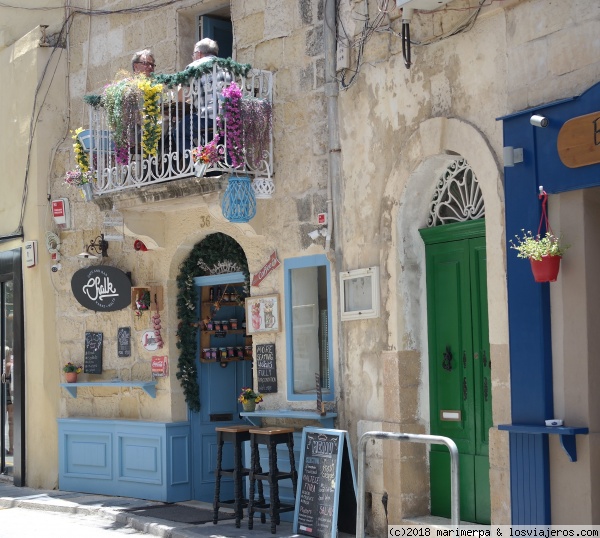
[284,255,335,402]
[339,266,380,321]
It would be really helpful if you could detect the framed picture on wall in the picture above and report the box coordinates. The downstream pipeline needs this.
[245,294,281,334]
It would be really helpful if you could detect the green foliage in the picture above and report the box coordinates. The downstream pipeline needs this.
[154,58,251,88]
[510,230,570,261]
[176,233,249,413]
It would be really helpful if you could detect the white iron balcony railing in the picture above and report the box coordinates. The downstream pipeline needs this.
[81,65,273,196]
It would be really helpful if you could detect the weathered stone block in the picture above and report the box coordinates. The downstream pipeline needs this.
[255,38,284,71]
[235,12,265,48]
[264,0,294,39]
[305,24,324,57]
[300,0,313,25]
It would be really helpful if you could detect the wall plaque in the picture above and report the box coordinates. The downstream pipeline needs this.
[256,343,277,393]
[117,327,131,357]
[71,266,131,312]
[557,110,600,168]
[84,331,103,374]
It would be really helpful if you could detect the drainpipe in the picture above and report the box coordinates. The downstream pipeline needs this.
[324,0,340,252]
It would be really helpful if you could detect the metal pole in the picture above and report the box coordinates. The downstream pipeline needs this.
[356,431,460,538]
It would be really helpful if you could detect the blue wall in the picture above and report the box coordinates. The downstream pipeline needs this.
[58,419,191,502]
[501,81,600,523]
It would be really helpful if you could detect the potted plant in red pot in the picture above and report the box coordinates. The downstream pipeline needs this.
[63,362,83,383]
[510,230,570,282]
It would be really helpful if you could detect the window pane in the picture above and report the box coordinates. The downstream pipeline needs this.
[291,265,330,394]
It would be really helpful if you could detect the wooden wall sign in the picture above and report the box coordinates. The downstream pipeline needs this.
[293,427,357,538]
[256,343,277,393]
[71,266,131,311]
[251,251,280,287]
[117,327,131,357]
[557,110,600,168]
[84,331,103,374]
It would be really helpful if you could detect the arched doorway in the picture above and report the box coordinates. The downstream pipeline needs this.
[176,233,252,502]
[419,158,492,524]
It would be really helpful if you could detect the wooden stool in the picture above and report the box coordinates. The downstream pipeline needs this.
[247,427,298,534]
[213,425,254,528]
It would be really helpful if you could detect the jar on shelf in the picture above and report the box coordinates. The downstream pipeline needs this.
[230,318,238,330]
[222,320,229,331]
[214,320,222,331]
[219,348,228,360]
[206,319,214,331]
[203,348,211,360]
[245,345,253,359]
[210,348,218,360]
[236,347,244,359]
[227,347,235,358]
[223,291,231,302]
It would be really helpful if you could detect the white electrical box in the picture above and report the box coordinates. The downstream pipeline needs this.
[396,0,453,11]
[336,43,350,71]
[25,240,37,268]
[52,198,71,228]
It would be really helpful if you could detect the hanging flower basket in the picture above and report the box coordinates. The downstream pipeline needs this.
[530,255,562,283]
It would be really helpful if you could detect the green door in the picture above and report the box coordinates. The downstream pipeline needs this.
[420,220,492,524]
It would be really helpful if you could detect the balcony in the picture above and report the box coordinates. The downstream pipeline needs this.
[81,62,273,197]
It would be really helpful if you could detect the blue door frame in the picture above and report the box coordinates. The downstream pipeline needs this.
[499,81,600,524]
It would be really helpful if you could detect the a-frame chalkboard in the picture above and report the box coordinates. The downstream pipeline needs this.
[293,427,357,538]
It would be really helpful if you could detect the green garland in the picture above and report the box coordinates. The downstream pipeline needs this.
[176,233,250,412]
[154,58,252,88]
[83,59,253,105]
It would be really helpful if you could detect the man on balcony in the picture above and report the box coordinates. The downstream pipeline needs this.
[171,38,232,158]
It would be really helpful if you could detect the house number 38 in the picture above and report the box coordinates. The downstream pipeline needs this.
[199,216,211,228]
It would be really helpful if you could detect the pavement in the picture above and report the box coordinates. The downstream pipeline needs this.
[0,474,355,538]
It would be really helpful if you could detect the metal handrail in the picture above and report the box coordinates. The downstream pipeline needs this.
[356,431,460,537]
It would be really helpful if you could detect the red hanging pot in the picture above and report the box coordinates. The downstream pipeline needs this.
[530,255,562,283]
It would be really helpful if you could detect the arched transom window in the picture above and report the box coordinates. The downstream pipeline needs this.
[428,158,485,227]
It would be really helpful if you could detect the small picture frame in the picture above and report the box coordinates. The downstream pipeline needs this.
[245,294,281,334]
[340,266,380,321]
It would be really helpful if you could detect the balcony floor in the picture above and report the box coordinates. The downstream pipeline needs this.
[93,172,228,213]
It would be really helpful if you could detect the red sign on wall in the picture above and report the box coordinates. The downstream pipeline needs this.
[151,356,168,377]
[252,252,281,287]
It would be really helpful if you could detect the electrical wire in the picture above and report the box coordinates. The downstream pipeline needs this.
[337,0,498,86]
[45,231,61,257]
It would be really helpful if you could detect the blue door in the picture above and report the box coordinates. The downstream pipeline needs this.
[191,272,252,502]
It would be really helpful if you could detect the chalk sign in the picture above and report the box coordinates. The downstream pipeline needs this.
[84,331,103,374]
[117,327,131,357]
[293,427,357,538]
[256,343,277,393]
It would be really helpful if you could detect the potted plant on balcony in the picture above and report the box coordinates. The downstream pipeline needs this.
[510,230,570,282]
[191,136,221,177]
[64,167,95,202]
[63,362,83,383]
[238,387,263,412]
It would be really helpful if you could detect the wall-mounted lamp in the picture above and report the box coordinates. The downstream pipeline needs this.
[503,146,524,167]
[82,234,109,258]
[530,115,549,128]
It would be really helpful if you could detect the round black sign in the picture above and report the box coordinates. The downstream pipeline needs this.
[71,266,132,312]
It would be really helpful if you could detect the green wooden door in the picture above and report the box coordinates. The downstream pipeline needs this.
[420,220,492,524]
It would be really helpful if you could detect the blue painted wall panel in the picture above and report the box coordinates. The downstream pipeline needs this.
[58,419,191,502]
[501,81,600,523]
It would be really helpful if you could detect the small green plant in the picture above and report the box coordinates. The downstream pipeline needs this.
[510,230,569,261]
[238,387,263,405]
[63,362,83,374]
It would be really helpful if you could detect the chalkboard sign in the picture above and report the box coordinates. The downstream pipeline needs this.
[294,427,357,538]
[117,327,131,357]
[256,343,277,393]
[84,331,103,374]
